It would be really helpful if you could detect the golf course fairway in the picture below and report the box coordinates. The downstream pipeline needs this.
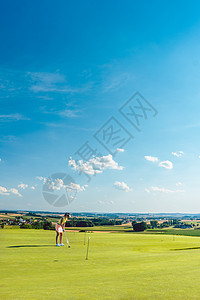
[1,229,200,299]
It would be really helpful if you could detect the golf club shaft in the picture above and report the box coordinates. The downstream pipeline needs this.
[63,230,70,246]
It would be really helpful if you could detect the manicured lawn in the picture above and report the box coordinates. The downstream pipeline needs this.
[1,229,200,299]
[147,228,200,237]
[65,225,132,232]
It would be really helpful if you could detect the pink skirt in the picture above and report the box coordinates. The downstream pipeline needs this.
[55,223,63,233]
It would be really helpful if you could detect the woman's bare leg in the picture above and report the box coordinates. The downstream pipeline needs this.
[60,233,63,244]
[56,232,59,244]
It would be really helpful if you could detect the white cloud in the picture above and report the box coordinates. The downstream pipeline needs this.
[36,176,46,183]
[66,182,88,192]
[37,175,87,195]
[0,186,22,197]
[45,178,87,193]
[18,183,28,190]
[116,148,125,153]
[69,154,123,175]
[58,109,81,118]
[144,156,159,162]
[151,186,184,194]
[10,188,22,197]
[151,186,174,193]
[30,186,35,190]
[28,71,92,94]
[0,186,10,196]
[48,178,65,191]
[159,160,173,169]
[145,156,174,170]
[102,73,130,92]
[172,151,184,157]
[114,181,132,192]
[176,182,182,186]
[0,114,29,121]
[145,188,150,193]
[110,200,114,205]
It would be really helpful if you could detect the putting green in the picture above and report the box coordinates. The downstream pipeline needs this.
[1,229,200,299]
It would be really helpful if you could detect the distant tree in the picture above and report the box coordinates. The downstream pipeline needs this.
[32,222,43,229]
[132,220,137,227]
[43,221,54,230]
[1,223,4,229]
[92,218,115,226]
[168,219,173,226]
[20,224,32,229]
[172,219,179,225]
[133,222,147,232]
[160,221,170,228]
[76,220,94,227]
[115,220,122,225]
[27,212,36,216]
[150,220,158,228]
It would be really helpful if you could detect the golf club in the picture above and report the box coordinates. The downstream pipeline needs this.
[63,229,71,248]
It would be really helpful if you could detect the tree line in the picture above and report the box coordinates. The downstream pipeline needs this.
[67,218,122,227]
[20,221,54,230]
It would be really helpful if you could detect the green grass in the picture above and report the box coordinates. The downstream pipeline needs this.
[146,228,200,237]
[66,225,132,232]
[66,225,200,237]
[2,229,200,299]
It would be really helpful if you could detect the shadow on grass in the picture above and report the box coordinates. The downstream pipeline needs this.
[7,245,54,248]
[171,247,200,251]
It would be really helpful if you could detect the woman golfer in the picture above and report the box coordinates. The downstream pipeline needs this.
[55,212,70,246]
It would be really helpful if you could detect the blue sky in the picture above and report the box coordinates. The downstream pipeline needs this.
[1,0,200,213]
